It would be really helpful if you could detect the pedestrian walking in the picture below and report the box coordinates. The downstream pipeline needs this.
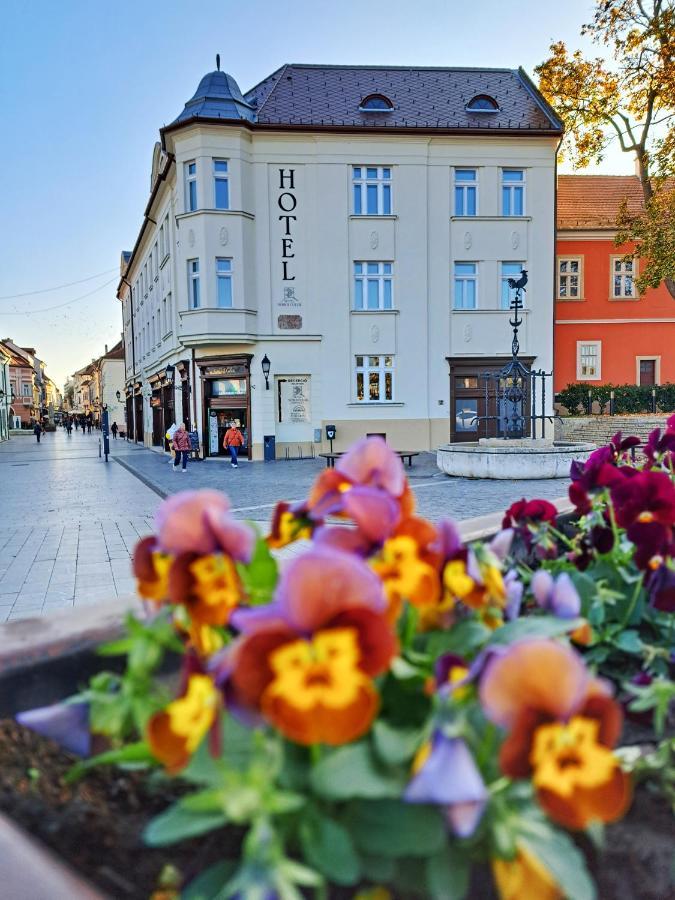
[87,420,92,434]
[111,421,118,439]
[223,421,244,468]
[166,422,178,465]
[66,419,72,435]
[33,422,42,443]
[172,423,190,473]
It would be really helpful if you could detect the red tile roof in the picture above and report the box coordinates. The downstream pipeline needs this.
[557,175,645,230]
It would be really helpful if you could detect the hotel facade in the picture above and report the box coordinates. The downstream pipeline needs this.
[118,63,562,459]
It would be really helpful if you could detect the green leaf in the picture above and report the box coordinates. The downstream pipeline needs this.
[422,620,491,658]
[299,816,360,885]
[65,741,154,783]
[144,800,228,847]
[391,657,425,680]
[180,789,227,813]
[238,534,278,605]
[520,825,596,900]
[182,860,238,900]
[359,853,396,882]
[310,741,406,800]
[613,629,643,654]
[373,720,425,766]
[346,800,446,858]
[568,571,598,615]
[426,845,470,900]
[488,616,584,645]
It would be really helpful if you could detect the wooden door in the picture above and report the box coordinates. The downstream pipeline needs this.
[639,360,656,386]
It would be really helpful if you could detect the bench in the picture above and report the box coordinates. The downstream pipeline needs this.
[319,450,420,469]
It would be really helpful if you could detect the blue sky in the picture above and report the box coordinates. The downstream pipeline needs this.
[0,0,631,388]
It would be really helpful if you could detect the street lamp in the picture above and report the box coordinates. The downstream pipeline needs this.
[165,363,176,383]
[261,354,271,390]
[116,390,122,401]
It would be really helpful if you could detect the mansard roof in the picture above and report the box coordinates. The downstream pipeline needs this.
[165,64,561,135]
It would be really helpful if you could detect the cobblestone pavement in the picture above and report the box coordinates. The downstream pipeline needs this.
[0,429,570,624]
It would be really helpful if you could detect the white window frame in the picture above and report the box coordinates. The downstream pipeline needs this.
[159,224,165,260]
[184,161,197,212]
[353,261,393,310]
[501,168,526,216]
[352,166,392,216]
[500,262,526,310]
[557,256,584,300]
[215,257,233,308]
[213,159,230,210]
[576,341,602,380]
[454,168,478,216]
[610,255,637,299]
[355,354,395,403]
[188,259,200,309]
[453,262,478,310]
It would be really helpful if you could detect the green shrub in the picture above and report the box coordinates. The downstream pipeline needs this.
[557,381,675,415]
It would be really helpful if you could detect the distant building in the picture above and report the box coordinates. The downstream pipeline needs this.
[2,339,37,427]
[0,342,10,440]
[118,62,562,458]
[555,175,675,391]
[69,340,125,425]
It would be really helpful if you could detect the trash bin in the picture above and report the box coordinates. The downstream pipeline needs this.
[263,435,276,461]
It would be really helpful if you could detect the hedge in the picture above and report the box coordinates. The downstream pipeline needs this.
[557,382,675,415]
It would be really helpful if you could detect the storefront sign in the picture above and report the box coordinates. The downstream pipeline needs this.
[209,410,219,454]
[203,365,247,377]
[278,376,310,424]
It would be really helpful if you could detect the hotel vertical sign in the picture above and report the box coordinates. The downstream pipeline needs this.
[271,166,305,332]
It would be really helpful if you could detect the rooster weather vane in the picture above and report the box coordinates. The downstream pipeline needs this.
[507,269,527,359]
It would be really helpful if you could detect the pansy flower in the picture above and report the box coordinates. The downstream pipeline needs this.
[133,537,172,602]
[267,501,314,548]
[530,571,581,619]
[568,446,626,514]
[610,470,675,568]
[645,562,675,612]
[643,426,675,469]
[480,639,631,830]
[404,732,488,837]
[147,672,221,773]
[492,845,562,900]
[227,547,397,745]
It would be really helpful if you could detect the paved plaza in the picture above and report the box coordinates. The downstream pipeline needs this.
[0,429,571,623]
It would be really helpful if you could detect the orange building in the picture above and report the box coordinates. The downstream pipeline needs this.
[555,175,675,392]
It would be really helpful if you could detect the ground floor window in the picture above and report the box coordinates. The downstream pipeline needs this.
[577,341,601,380]
[355,355,394,402]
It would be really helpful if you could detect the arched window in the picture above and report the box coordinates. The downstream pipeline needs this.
[359,94,394,112]
[466,94,499,113]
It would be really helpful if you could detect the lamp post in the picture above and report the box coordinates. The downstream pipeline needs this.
[261,354,271,390]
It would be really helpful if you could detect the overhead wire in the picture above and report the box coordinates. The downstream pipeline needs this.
[1,276,119,315]
[0,267,118,300]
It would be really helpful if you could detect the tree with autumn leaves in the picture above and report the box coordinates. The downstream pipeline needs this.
[536,0,675,296]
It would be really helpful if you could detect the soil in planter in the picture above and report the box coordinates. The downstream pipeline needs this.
[0,719,241,899]
[0,720,673,900]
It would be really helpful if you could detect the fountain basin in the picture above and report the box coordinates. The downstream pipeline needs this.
[436,439,595,479]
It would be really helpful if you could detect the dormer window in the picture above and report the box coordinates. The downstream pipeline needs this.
[359,94,394,112]
[466,94,499,113]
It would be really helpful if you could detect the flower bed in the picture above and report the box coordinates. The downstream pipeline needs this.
[6,432,675,899]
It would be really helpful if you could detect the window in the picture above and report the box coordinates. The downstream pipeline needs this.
[188,259,200,308]
[159,224,165,260]
[163,215,170,258]
[453,263,477,310]
[22,383,31,397]
[353,166,392,215]
[185,161,197,212]
[359,94,394,111]
[557,257,583,299]
[577,341,601,380]
[355,355,394,402]
[501,169,525,216]
[454,169,477,216]
[213,159,229,209]
[216,258,233,308]
[354,262,393,310]
[611,256,636,298]
[153,243,158,279]
[466,94,499,112]
[500,262,525,310]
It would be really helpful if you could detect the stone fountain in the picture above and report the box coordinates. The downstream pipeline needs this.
[437,273,594,479]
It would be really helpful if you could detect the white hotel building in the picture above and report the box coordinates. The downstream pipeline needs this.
[118,63,562,460]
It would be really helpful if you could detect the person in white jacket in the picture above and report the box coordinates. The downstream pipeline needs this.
[166,422,178,464]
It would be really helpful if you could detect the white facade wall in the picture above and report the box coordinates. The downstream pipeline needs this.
[121,127,557,458]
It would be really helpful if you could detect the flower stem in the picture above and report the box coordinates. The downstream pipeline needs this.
[620,577,643,630]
